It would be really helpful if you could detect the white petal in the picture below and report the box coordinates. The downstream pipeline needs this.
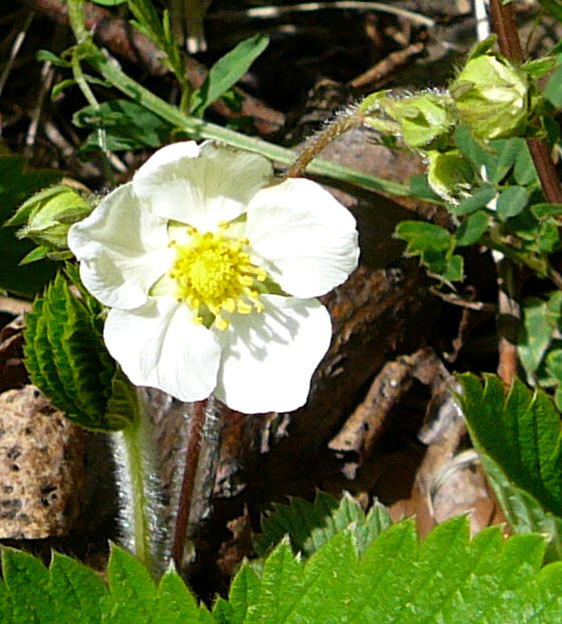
[104,297,221,402]
[68,183,172,309]
[133,141,273,231]
[246,178,359,297]
[214,295,331,413]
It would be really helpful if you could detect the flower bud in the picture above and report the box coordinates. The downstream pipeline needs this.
[450,53,529,140]
[362,91,457,151]
[11,185,92,250]
[426,150,475,203]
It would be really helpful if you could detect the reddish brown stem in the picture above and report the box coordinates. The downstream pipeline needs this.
[489,0,523,62]
[490,0,562,204]
[527,139,562,204]
[171,399,206,570]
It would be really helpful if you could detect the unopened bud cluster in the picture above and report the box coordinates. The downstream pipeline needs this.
[359,37,533,203]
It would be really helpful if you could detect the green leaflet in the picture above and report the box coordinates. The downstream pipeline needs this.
[73,99,173,152]
[2,514,562,622]
[190,34,270,117]
[394,220,464,282]
[459,374,562,559]
[216,516,561,624]
[23,271,134,431]
[254,491,391,558]
[0,545,212,624]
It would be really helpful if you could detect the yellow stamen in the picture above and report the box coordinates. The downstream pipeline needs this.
[169,227,269,330]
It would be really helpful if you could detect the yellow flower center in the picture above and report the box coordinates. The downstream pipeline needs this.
[169,227,267,330]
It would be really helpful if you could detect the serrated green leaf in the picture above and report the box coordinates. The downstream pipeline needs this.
[23,271,134,431]
[156,566,214,623]
[255,492,391,558]
[460,374,562,517]
[49,553,106,622]
[224,514,562,623]
[458,374,562,560]
[247,539,306,623]
[0,546,214,623]
[497,186,530,221]
[213,565,261,624]
[2,548,53,624]
[105,544,158,623]
[190,35,269,117]
[474,449,562,562]
[394,221,464,281]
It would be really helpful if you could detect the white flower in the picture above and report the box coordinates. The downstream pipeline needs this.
[68,142,359,413]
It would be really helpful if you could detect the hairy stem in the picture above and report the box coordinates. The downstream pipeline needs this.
[65,0,410,197]
[172,399,207,569]
[286,109,364,178]
[112,391,162,578]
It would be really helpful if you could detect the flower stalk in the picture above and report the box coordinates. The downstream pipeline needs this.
[111,391,163,577]
[171,399,207,569]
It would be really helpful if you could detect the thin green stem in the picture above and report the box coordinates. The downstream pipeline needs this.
[91,50,409,195]
[65,0,411,197]
[70,51,114,183]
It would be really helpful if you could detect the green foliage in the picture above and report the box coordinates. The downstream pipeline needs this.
[91,0,127,5]
[458,374,562,559]
[190,35,270,117]
[215,516,562,624]
[0,545,212,623]
[254,491,392,558]
[3,514,562,622]
[73,100,174,152]
[394,220,464,282]
[0,151,61,296]
[23,269,135,431]
[518,292,562,410]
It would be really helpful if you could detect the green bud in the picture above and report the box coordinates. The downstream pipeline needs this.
[8,185,92,250]
[362,91,457,150]
[451,53,528,140]
[426,150,476,204]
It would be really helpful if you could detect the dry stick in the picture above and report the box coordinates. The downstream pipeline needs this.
[171,399,207,569]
